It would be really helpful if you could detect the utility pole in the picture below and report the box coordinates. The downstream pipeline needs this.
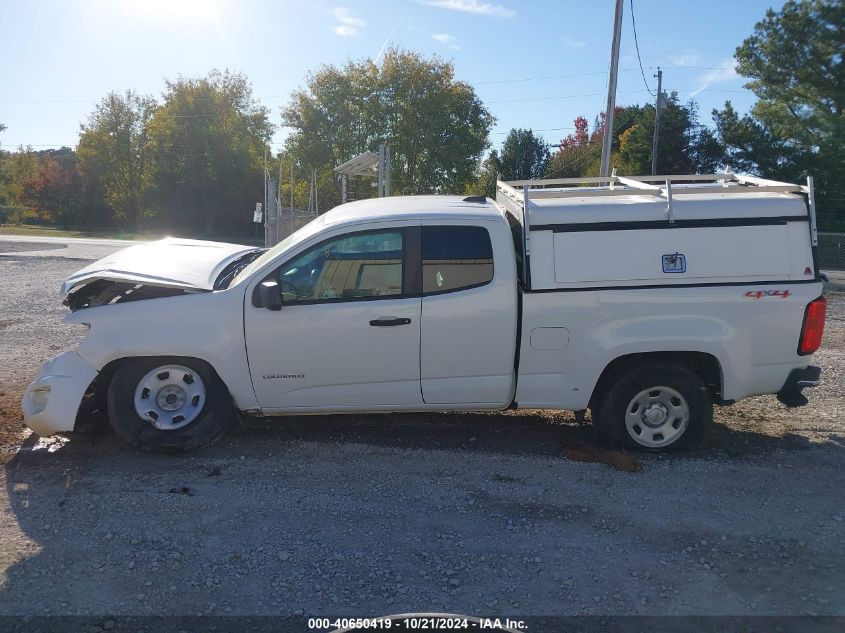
[263,147,268,246]
[600,0,625,178]
[377,143,385,197]
[263,147,268,215]
[384,143,391,197]
[277,160,283,208]
[651,67,663,176]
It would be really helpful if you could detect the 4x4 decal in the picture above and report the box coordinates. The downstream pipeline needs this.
[744,289,792,300]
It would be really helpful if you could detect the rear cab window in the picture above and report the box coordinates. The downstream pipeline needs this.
[422,226,494,294]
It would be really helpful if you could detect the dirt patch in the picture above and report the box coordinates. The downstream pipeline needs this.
[0,392,25,459]
[562,444,644,472]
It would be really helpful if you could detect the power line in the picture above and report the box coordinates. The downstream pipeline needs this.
[476,69,636,85]
[650,65,733,70]
[488,92,605,104]
[493,126,578,135]
[630,0,655,97]
[488,88,664,105]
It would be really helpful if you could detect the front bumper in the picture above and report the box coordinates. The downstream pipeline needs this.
[776,365,821,407]
[21,352,98,436]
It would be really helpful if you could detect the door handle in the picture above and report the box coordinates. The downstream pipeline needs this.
[369,317,412,327]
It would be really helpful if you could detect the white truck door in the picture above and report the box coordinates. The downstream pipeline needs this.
[419,222,518,406]
[244,226,423,411]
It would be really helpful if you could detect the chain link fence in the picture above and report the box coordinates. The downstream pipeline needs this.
[818,232,845,271]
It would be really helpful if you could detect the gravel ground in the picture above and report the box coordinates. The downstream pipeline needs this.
[0,237,843,619]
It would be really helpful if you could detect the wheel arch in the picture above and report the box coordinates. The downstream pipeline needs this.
[588,351,725,413]
[79,355,234,431]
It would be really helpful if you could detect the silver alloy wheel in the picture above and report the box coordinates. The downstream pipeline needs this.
[624,385,690,448]
[132,364,206,430]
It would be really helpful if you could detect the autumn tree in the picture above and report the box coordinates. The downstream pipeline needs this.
[283,48,493,206]
[77,91,156,228]
[564,116,590,148]
[20,151,82,227]
[545,116,597,179]
[545,108,640,178]
[147,70,273,235]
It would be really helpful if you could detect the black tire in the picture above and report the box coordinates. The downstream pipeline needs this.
[107,357,237,453]
[594,361,712,452]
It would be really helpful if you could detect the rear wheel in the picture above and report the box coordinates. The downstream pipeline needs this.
[107,357,237,453]
[595,362,712,451]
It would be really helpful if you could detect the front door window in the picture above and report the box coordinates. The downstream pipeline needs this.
[278,231,404,302]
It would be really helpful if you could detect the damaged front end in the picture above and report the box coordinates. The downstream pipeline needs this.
[22,238,264,436]
[61,238,264,311]
[64,279,201,311]
[21,352,99,436]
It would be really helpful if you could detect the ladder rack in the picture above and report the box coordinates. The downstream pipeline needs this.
[496,170,818,242]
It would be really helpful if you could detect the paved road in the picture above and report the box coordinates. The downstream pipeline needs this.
[0,235,139,261]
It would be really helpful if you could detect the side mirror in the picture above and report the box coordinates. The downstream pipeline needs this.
[258,280,282,311]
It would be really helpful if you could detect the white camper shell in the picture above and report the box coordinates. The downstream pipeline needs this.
[497,172,818,290]
[22,172,825,453]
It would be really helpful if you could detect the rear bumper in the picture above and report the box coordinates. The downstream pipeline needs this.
[776,365,821,407]
[21,352,98,436]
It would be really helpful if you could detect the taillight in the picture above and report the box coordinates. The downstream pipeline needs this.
[798,296,826,355]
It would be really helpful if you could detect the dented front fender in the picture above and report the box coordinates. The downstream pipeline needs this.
[21,352,98,436]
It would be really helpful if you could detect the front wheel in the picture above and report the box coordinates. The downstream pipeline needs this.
[107,357,237,453]
[595,362,712,451]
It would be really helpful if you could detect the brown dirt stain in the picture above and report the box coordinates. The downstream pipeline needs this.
[562,444,644,472]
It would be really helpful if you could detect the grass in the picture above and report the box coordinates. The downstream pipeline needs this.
[0,224,263,246]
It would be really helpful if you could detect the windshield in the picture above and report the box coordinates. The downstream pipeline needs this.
[229,214,328,287]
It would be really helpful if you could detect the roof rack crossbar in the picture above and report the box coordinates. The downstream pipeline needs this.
[494,172,811,231]
[496,172,805,203]
[615,176,662,195]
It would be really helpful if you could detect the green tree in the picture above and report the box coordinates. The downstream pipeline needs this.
[8,146,39,206]
[467,149,501,197]
[0,125,7,209]
[713,0,844,229]
[77,91,157,228]
[617,95,724,175]
[282,48,493,206]
[497,129,549,181]
[147,70,273,235]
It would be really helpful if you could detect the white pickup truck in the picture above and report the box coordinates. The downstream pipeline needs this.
[22,172,826,453]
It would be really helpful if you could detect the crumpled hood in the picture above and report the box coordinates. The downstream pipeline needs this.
[61,237,261,295]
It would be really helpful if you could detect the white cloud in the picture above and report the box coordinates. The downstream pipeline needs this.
[690,59,738,97]
[669,52,702,67]
[332,7,365,37]
[432,33,461,49]
[417,0,515,18]
[561,36,586,49]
